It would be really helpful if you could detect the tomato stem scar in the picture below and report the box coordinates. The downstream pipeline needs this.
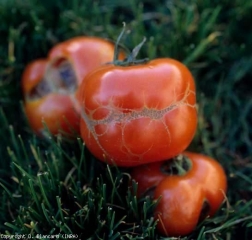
[160,154,192,176]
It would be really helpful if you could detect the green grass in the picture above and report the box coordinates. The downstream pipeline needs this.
[0,0,252,239]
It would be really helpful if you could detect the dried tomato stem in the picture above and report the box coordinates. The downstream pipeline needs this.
[173,156,187,175]
[113,22,149,66]
[126,37,147,62]
[113,22,127,63]
[160,154,192,176]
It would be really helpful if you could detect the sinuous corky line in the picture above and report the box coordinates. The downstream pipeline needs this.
[79,82,196,163]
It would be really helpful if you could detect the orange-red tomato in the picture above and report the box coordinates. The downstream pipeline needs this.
[130,152,227,236]
[22,37,125,137]
[78,58,197,166]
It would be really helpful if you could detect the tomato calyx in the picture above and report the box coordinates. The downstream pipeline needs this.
[112,22,149,66]
[160,154,192,176]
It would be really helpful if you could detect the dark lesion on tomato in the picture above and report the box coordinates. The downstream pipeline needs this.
[27,79,51,100]
[55,58,77,92]
[26,57,78,101]
[198,200,211,222]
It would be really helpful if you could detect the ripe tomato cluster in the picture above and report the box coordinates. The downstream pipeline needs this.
[22,30,227,237]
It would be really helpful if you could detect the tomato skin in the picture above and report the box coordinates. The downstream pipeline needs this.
[24,94,80,136]
[22,37,125,136]
[78,58,197,166]
[22,59,47,94]
[182,152,227,216]
[155,179,205,236]
[130,152,227,236]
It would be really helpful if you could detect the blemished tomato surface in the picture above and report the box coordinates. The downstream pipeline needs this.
[22,37,125,136]
[78,58,197,166]
[131,151,227,236]
[22,59,80,136]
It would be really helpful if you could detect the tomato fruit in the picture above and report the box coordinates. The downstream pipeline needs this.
[130,151,227,236]
[78,58,197,166]
[22,37,125,136]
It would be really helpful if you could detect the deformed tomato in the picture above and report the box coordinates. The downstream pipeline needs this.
[78,58,197,166]
[22,37,125,137]
[130,151,227,236]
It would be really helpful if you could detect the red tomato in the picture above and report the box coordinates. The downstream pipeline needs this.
[22,37,125,137]
[78,58,197,166]
[130,152,227,236]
